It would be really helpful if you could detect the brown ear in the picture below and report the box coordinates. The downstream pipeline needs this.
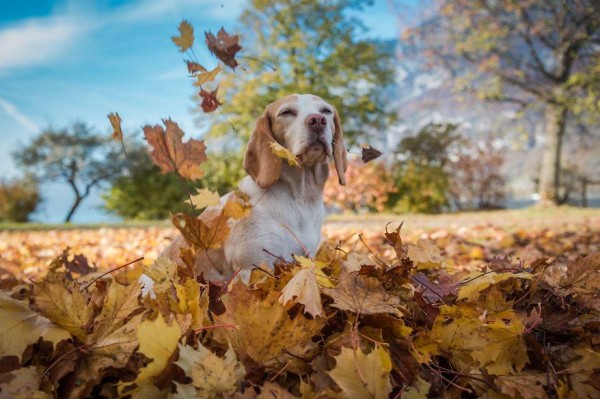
[243,112,282,189]
[332,109,348,186]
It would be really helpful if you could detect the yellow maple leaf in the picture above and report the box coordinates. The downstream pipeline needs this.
[143,256,178,294]
[0,292,69,358]
[186,188,220,210]
[457,271,532,302]
[215,283,325,364]
[280,259,324,317]
[176,342,245,397]
[327,345,392,399]
[93,279,141,339]
[193,66,222,87]
[270,141,300,167]
[406,239,445,270]
[107,112,123,142]
[171,20,194,52]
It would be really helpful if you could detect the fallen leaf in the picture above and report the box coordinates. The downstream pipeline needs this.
[205,27,242,69]
[172,20,194,52]
[280,260,324,317]
[0,366,48,399]
[186,188,220,210]
[270,141,300,167]
[407,239,445,270]
[385,223,405,259]
[143,256,178,294]
[327,345,392,399]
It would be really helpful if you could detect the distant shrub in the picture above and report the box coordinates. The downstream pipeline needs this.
[0,176,41,222]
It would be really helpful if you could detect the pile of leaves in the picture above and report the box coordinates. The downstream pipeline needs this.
[1,223,599,398]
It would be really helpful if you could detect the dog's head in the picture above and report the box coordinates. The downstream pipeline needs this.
[243,94,347,189]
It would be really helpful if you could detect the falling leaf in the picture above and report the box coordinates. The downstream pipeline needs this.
[176,342,245,397]
[323,270,405,317]
[107,112,123,143]
[199,88,222,113]
[205,27,242,69]
[172,20,194,52]
[361,145,382,163]
[143,119,207,180]
[215,283,325,364]
[270,141,300,167]
[193,66,222,87]
[186,60,206,74]
[0,292,69,358]
[186,188,220,210]
[280,259,324,317]
[327,345,392,399]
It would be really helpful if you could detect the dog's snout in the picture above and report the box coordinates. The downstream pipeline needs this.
[306,113,327,134]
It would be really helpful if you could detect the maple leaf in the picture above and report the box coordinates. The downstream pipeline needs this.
[176,342,245,397]
[186,60,206,74]
[143,119,207,180]
[327,345,392,399]
[199,88,222,113]
[0,366,47,399]
[385,222,405,259]
[193,66,222,87]
[270,141,300,167]
[361,145,383,163]
[322,270,405,317]
[172,20,194,52]
[107,112,123,143]
[560,253,600,310]
[92,279,141,339]
[143,256,178,295]
[0,292,69,358]
[457,271,532,302]
[406,239,445,270]
[214,283,325,364]
[279,259,324,317]
[186,188,220,210]
[205,27,242,69]
[172,212,230,250]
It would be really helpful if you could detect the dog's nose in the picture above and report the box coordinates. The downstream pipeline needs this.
[306,114,327,134]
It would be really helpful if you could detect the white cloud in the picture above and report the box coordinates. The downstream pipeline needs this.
[0,16,90,73]
[0,97,40,133]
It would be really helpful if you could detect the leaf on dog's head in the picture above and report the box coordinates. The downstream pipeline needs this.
[270,141,300,167]
[199,88,222,113]
[193,66,222,87]
[107,112,123,143]
[143,119,207,180]
[172,20,194,52]
[205,27,242,69]
[186,60,206,74]
[186,188,220,210]
[361,145,382,163]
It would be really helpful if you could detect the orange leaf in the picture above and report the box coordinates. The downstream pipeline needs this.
[107,112,123,142]
[204,27,242,69]
[199,88,222,113]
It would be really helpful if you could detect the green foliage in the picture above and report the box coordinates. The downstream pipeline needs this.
[205,0,396,143]
[0,176,41,222]
[199,150,245,196]
[12,123,126,222]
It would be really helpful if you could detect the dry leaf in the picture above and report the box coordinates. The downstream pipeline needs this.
[172,20,194,52]
[270,141,300,167]
[186,188,220,210]
[193,66,221,87]
[205,27,242,69]
[107,112,123,142]
[199,88,222,113]
[280,260,324,317]
[186,60,206,74]
[361,145,382,163]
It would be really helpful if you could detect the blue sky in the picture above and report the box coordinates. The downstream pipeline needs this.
[0,0,399,223]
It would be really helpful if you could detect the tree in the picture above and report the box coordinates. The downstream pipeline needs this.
[403,0,600,205]
[204,0,397,144]
[13,123,125,222]
[0,176,41,222]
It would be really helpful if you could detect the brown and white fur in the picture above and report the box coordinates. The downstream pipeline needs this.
[162,94,347,281]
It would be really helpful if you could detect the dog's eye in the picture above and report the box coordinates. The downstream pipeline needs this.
[278,109,296,117]
[320,108,332,114]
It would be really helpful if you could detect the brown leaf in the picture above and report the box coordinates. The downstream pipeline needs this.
[172,212,230,250]
[361,145,382,163]
[199,88,222,113]
[205,27,242,69]
[186,60,206,74]
[107,112,123,143]
[385,222,405,259]
[172,20,194,52]
[143,119,207,180]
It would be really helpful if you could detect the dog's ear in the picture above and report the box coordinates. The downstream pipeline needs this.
[243,112,282,189]
[332,108,348,186]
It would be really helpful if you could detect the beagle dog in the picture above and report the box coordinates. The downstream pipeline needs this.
[162,94,347,281]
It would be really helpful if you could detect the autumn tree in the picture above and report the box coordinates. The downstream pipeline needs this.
[206,0,396,143]
[403,0,600,205]
[13,123,126,222]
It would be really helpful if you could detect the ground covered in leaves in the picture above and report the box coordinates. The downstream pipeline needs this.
[1,208,599,398]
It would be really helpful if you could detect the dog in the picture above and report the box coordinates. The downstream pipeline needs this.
[162,94,347,281]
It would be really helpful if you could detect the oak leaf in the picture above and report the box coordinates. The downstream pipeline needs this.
[327,345,392,399]
[143,119,207,180]
[172,20,194,52]
[199,88,222,113]
[215,283,325,364]
[193,66,221,87]
[205,27,242,69]
[280,259,324,317]
[0,292,69,358]
[270,141,300,167]
[176,342,245,397]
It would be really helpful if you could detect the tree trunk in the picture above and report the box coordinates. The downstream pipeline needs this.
[538,104,567,206]
[65,195,83,223]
